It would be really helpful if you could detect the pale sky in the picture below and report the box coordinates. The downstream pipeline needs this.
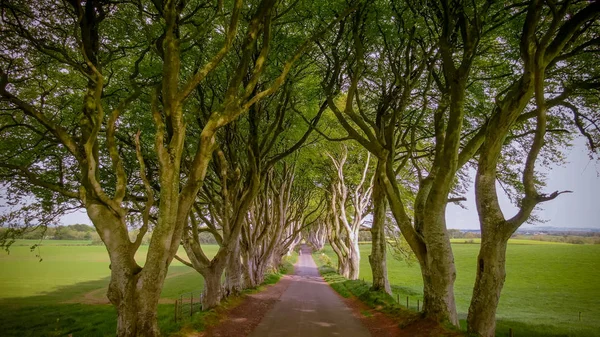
[60,138,600,230]
[446,137,600,230]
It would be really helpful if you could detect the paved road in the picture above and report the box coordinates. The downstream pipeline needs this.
[248,245,371,337]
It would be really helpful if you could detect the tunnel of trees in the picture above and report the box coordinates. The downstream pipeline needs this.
[0,0,599,336]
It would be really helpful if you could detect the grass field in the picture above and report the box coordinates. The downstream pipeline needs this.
[316,241,600,337]
[0,241,219,336]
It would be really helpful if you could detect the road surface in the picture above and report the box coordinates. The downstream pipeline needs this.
[248,245,371,337]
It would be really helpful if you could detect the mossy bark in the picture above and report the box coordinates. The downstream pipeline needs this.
[369,162,391,294]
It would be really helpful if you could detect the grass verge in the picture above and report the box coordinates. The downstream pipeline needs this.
[318,265,411,316]
[316,260,463,336]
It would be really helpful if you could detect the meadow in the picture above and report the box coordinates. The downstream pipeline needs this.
[316,241,600,337]
[2,239,599,336]
[0,240,219,336]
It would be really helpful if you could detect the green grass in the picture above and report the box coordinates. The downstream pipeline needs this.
[0,244,217,302]
[0,244,218,336]
[0,244,295,336]
[315,242,600,337]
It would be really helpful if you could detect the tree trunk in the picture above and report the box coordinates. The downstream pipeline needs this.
[270,251,284,271]
[467,238,509,337]
[369,163,391,293]
[201,267,224,310]
[90,204,169,337]
[253,261,268,285]
[348,237,360,280]
[338,256,350,278]
[112,287,161,337]
[224,239,244,296]
[105,258,166,337]
[420,232,458,326]
[243,254,257,288]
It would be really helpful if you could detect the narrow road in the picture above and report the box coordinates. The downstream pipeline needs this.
[248,245,371,337]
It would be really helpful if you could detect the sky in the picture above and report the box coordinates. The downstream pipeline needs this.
[446,137,600,230]
[59,138,600,230]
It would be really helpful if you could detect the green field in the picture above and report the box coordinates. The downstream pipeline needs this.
[317,241,600,337]
[0,241,219,336]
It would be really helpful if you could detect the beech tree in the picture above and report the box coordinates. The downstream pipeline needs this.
[305,221,327,251]
[467,1,600,336]
[324,147,373,279]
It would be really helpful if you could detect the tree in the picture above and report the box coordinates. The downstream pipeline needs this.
[467,1,600,336]
[305,221,327,251]
[324,147,373,279]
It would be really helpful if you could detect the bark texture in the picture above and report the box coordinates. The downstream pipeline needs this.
[369,160,391,294]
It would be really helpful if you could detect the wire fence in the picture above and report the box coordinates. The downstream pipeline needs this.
[395,293,423,311]
[173,290,204,322]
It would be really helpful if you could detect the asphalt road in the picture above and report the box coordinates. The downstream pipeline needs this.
[248,245,371,337]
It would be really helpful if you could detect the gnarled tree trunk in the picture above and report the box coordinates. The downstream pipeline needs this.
[107,266,164,336]
[419,231,457,323]
[325,149,373,281]
[200,265,225,310]
[369,161,391,294]
[224,238,244,296]
[348,233,361,280]
[467,234,509,337]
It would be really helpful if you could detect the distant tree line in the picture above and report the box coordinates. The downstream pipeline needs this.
[0,224,222,246]
[514,234,600,245]
[0,224,94,240]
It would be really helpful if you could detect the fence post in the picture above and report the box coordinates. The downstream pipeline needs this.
[509,328,513,337]
[190,293,193,317]
[579,312,582,321]
[397,294,399,304]
[174,299,178,322]
[406,296,409,308]
[417,299,420,311]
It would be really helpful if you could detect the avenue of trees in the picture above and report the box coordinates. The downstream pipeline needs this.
[1,0,598,336]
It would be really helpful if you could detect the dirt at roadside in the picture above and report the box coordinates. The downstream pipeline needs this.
[195,276,292,337]
[340,294,464,337]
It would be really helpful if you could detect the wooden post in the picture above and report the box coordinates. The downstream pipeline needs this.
[417,299,420,311]
[406,296,409,308]
[579,312,582,321]
[174,300,178,322]
[190,293,193,317]
[509,328,513,337]
[397,294,399,304]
